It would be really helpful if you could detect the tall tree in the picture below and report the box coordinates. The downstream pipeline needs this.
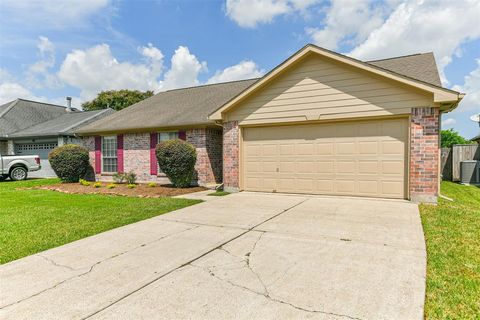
[82,89,154,111]
[441,129,474,148]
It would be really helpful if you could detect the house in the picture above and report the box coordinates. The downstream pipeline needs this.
[76,44,464,203]
[472,134,480,143]
[0,98,114,177]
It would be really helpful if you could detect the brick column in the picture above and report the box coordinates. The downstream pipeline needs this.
[223,121,239,192]
[410,107,440,203]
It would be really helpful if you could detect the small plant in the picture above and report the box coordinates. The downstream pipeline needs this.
[156,139,197,188]
[125,171,137,184]
[79,179,91,186]
[49,144,90,183]
[93,182,102,188]
[112,173,125,184]
[147,182,157,187]
[106,183,116,189]
[127,184,136,189]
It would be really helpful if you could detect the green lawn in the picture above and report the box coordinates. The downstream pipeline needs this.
[420,181,480,319]
[0,179,201,264]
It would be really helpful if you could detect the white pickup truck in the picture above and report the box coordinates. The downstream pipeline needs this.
[0,153,41,181]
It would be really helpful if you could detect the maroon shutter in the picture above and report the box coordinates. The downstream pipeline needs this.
[178,131,186,141]
[150,133,158,175]
[94,136,101,174]
[117,134,124,173]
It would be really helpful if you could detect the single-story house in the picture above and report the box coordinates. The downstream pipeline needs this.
[76,44,464,203]
[0,98,114,177]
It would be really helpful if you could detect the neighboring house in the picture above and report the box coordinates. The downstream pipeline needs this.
[0,99,114,177]
[76,44,464,203]
[472,134,480,144]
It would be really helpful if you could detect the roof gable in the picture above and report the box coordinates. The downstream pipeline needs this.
[209,44,463,120]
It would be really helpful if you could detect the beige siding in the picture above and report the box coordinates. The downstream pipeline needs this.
[227,55,432,125]
[242,118,408,199]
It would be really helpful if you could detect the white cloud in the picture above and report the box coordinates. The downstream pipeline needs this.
[26,36,61,89]
[0,82,45,105]
[0,0,110,28]
[159,46,207,90]
[226,0,319,28]
[58,43,165,100]
[306,0,394,50]
[347,0,480,85]
[441,118,456,127]
[452,59,480,113]
[207,60,264,84]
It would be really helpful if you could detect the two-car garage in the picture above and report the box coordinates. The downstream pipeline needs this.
[242,117,408,199]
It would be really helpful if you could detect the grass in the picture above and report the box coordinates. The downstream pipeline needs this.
[208,190,230,196]
[419,181,480,319]
[0,178,201,264]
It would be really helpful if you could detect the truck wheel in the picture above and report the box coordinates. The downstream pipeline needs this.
[10,167,28,181]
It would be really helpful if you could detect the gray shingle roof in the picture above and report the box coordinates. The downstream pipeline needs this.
[9,108,115,138]
[76,51,444,135]
[367,52,442,87]
[76,79,258,134]
[0,99,69,137]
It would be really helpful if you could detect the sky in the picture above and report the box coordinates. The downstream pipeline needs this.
[0,0,479,138]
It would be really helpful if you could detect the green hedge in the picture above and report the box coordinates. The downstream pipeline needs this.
[156,139,196,188]
[49,144,91,183]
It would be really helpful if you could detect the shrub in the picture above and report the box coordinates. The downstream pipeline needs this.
[93,182,102,188]
[125,171,137,184]
[79,179,91,186]
[147,182,157,187]
[106,183,116,189]
[49,144,91,183]
[156,139,196,188]
[127,184,136,189]
[112,173,125,183]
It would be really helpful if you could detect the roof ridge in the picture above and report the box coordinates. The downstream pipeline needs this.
[367,52,433,63]
[163,77,260,93]
[16,98,71,109]
[0,99,19,118]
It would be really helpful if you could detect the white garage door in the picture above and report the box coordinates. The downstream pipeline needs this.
[242,118,408,199]
[15,142,58,177]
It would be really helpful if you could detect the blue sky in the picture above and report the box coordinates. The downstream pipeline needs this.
[0,0,479,138]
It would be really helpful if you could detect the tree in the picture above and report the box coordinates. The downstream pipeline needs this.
[440,129,473,148]
[82,89,154,111]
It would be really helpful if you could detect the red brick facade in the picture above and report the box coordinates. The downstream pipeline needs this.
[81,128,222,187]
[409,107,440,203]
[187,128,223,186]
[223,121,239,192]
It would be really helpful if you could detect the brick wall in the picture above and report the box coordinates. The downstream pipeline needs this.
[410,107,440,203]
[186,128,222,186]
[223,121,239,192]
[81,129,222,186]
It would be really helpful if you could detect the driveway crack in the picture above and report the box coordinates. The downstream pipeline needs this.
[0,225,199,310]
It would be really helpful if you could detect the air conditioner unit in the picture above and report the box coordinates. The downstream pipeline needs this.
[460,160,480,185]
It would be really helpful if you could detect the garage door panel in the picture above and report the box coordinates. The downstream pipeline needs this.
[242,118,407,198]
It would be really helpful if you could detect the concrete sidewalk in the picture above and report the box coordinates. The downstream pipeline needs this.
[0,193,425,320]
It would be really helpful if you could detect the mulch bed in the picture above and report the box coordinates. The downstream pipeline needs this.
[38,182,208,198]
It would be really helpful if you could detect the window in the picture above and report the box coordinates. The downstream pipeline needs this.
[102,136,117,173]
[158,131,179,142]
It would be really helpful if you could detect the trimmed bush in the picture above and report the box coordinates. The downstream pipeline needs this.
[49,144,91,183]
[156,139,196,188]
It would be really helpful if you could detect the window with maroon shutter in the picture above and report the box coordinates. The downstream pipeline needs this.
[94,136,101,174]
[117,134,124,174]
[150,133,158,175]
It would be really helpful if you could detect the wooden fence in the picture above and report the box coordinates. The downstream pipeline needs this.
[441,144,480,181]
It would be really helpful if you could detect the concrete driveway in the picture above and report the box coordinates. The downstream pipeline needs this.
[0,192,426,320]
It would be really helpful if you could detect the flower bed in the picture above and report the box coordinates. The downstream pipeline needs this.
[40,182,207,198]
